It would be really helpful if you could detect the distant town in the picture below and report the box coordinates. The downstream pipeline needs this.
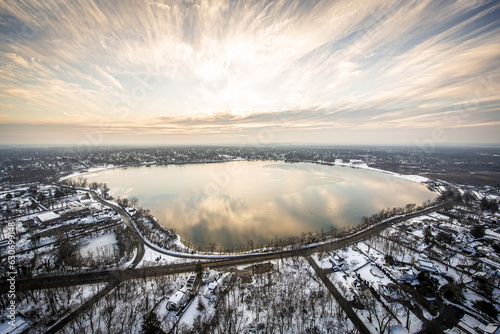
[1,145,499,334]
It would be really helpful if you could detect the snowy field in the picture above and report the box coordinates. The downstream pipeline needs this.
[79,232,117,258]
[137,244,190,267]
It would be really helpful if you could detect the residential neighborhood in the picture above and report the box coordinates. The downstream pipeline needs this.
[0,146,499,333]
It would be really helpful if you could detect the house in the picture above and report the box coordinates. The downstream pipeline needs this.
[167,290,188,311]
[479,323,500,334]
[77,193,91,201]
[222,273,232,284]
[187,275,196,287]
[204,271,220,283]
[59,206,90,220]
[79,198,92,206]
[205,282,219,297]
[453,314,500,334]
[435,224,457,235]
[418,259,439,273]
[185,275,201,294]
[378,284,404,301]
[125,208,137,216]
[0,314,29,334]
[476,246,491,257]
[488,253,500,264]
[472,272,488,280]
[480,257,500,271]
[329,253,348,271]
[392,267,418,283]
[180,286,191,298]
[459,244,476,255]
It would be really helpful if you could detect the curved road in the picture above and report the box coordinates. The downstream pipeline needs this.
[38,186,146,334]
[6,189,448,333]
[76,188,145,269]
[3,201,449,294]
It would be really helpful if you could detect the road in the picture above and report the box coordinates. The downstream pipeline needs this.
[19,186,146,334]
[3,199,448,333]
[0,221,122,260]
[5,252,285,293]
[306,256,371,334]
[44,279,120,334]
[2,202,450,294]
[82,189,145,269]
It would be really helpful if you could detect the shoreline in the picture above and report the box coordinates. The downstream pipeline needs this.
[59,158,434,186]
[59,158,442,254]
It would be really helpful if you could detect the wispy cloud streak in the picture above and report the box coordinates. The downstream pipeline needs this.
[0,0,499,144]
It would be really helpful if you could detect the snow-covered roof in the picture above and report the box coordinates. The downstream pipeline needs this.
[479,324,500,334]
[168,291,185,304]
[0,316,28,334]
[37,211,61,222]
[419,259,434,268]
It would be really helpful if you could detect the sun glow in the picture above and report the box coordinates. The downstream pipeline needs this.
[0,0,499,145]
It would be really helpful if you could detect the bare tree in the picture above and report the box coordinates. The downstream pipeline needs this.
[102,294,115,333]
[365,296,398,334]
[129,197,139,208]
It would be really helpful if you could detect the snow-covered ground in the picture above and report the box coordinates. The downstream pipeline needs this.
[324,160,433,187]
[315,243,426,334]
[79,232,117,258]
[4,283,107,332]
[0,316,29,334]
[58,276,182,333]
[137,244,189,267]
[59,165,117,181]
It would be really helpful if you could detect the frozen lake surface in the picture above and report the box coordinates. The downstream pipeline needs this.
[77,161,436,249]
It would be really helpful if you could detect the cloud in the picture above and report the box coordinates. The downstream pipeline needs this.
[0,0,499,145]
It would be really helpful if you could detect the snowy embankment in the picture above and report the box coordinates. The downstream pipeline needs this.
[60,159,434,190]
[314,160,432,185]
[58,165,119,182]
[137,244,189,267]
[112,191,445,262]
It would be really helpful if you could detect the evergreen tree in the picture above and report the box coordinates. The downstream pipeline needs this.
[424,226,433,244]
[471,224,486,239]
[195,261,203,277]
[141,311,162,334]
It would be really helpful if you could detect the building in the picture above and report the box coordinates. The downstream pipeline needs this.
[206,282,219,296]
[418,259,439,273]
[36,211,61,224]
[167,290,188,311]
[59,205,91,220]
[329,253,348,271]
[392,267,418,283]
[378,283,404,301]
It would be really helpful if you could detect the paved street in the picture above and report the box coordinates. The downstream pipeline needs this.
[1,197,449,334]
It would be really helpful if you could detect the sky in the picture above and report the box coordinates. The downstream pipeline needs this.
[0,0,499,147]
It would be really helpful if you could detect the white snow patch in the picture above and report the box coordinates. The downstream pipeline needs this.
[79,233,117,257]
[137,245,189,267]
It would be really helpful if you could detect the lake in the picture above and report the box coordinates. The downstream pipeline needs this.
[76,161,436,249]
